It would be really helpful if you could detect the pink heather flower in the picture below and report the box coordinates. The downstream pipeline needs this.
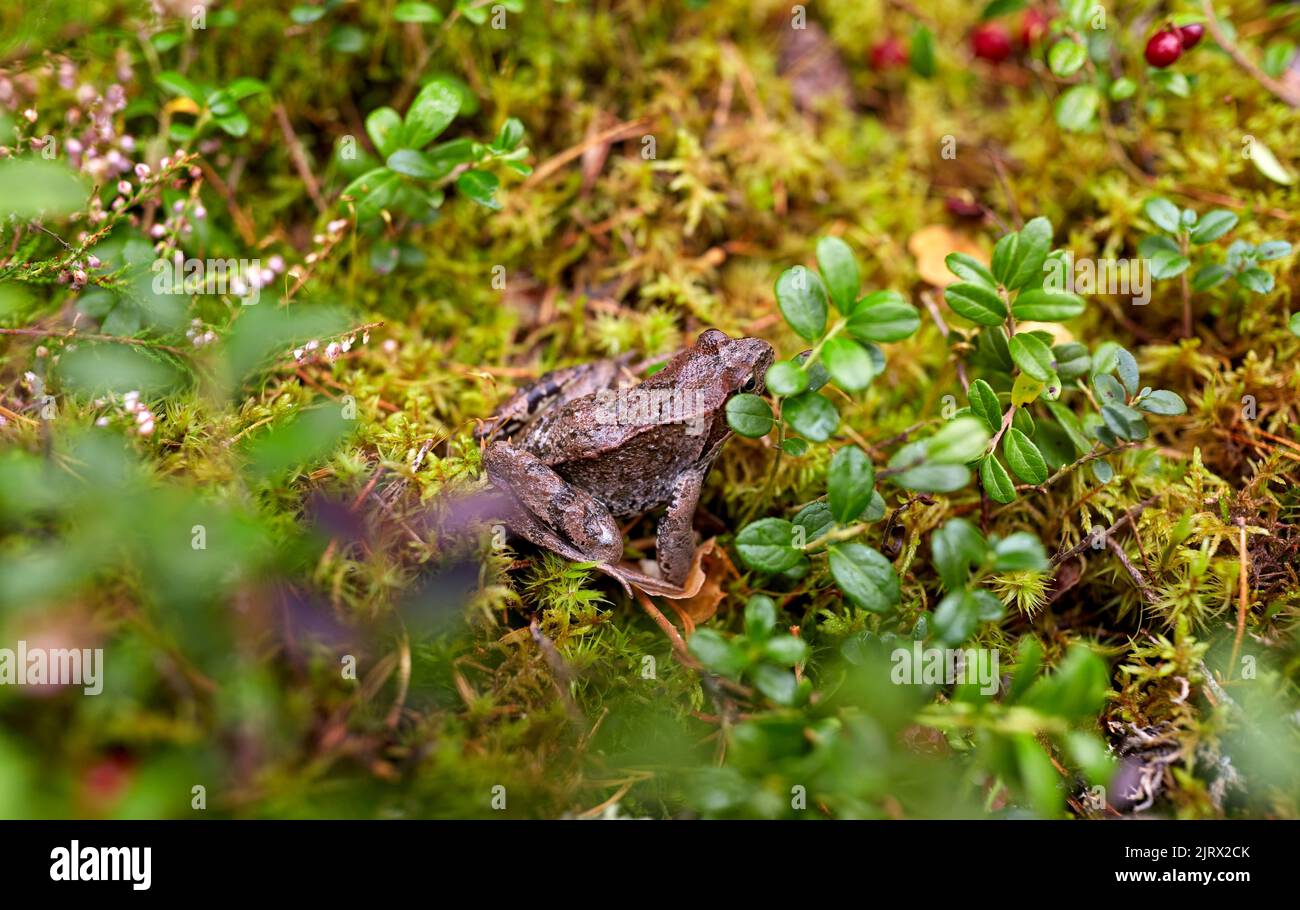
[66,138,83,155]
[23,108,37,123]
[325,342,340,360]
[267,254,285,273]
[76,84,97,106]
[95,416,109,427]
[72,269,87,287]
[382,339,397,353]
[327,218,348,234]
[193,204,206,219]
[87,255,101,269]
[133,162,150,179]
[119,135,135,152]
[138,419,154,436]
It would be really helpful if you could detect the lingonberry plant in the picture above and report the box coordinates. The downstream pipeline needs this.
[723,239,1000,616]
[344,78,530,225]
[1140,196,1292,300]
[943,216,1186,499]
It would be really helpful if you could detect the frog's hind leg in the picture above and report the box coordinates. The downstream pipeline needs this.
[483,441,624,566]
[655,465,706,587]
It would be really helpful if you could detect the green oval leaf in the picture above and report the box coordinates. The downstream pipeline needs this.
[815,236,859,313]
[1190,209,1238,244]
[1137,389,1186,415]
[725,393,774,437]
[822,337,876,391]
[828,543,900,613]
[1143,197,1182,234]
[1048,39,1087,77]
[945,253,996,289]
[1009,332,1056,382]
[783,392,839,442]
[775,266,829,341]
[847,290,921,342]
[980,455,1017,503]
[828,445,876,524]
[1011,288,1085,322]
[735,518,802,574]
[1054,84,1100,132]
[405,77,462,148]
[967,379,1003,434]
[1007,217,1053,291]
[765,361,808,397]
[944,281,1007,326]
[456,169,501,209]
[1003,428,1048,484]
[365,106,404,157]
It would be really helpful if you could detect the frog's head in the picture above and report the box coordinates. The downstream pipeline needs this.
[696,329,775,398]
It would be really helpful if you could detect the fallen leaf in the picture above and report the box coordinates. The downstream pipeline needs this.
[597,537,724,600]
[677,539,737,622]
[909,225,987,287]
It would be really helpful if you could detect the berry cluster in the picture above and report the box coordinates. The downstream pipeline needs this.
[971,8,1051,63]
[1144,22,1204,69]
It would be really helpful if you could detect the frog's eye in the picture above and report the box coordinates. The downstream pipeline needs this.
[740,375,759,393]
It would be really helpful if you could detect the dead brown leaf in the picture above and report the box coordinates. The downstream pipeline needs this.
[908,225,987,288]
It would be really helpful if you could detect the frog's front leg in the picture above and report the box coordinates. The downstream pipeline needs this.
[656,466,707,586]
[483,440,624,566]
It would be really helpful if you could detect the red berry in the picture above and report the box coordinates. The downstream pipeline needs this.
[971,23,1013,63]
[1019,8,1051,48]
[1144,30,1183,68]
[1177,22,1205,50]
[870,36,909,71]
[946,196,985,219]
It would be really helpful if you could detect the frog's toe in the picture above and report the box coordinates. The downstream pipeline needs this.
[565,502,623,565]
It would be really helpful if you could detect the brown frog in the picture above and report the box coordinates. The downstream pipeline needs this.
[477,329,773,591]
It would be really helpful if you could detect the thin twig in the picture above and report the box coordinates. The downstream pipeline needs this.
[1108,536,1157,603]
[273,103,327,213]
[1228,519,1250,678]
[1201,0,1300,107]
